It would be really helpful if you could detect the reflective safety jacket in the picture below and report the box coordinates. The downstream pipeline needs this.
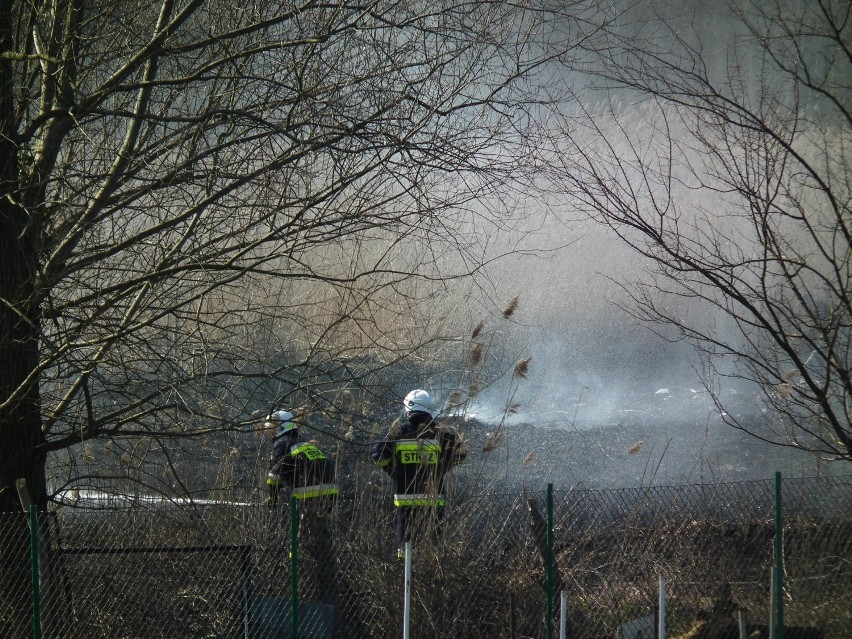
[371,416,466,507]
[268,434,338,500]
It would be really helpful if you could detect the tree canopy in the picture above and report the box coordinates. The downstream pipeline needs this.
[0,0,611,508]
[547,0,850,460]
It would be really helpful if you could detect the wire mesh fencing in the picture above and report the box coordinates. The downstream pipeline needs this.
[2,474,850,639]
[547,476,852,637]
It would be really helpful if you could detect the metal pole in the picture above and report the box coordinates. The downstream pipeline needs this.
[658,575,665,639]
[30,505,42,639]
[403,541,412,639]
[774,471,784,639]
[768,566,775,639]
[737,609,747,639]
[559,591,567,639]
[290,496,299,639]
[546,484,554,639]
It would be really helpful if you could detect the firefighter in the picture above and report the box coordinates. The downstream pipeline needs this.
[265,409,338,607]
[371,389,468,555]
[266,409,338,506]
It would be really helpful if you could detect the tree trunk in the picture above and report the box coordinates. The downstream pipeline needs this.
[0,10,48,638]
[0,218,47,633]
[0,164,48,639]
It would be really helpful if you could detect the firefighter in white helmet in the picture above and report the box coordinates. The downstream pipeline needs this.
[265,408,339,608]
[266,409,338,507]
[371,389,468,555]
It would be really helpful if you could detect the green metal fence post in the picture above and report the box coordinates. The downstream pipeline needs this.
[29,505,42,639]
[774,472,784,639]
[546,483,554,639]
[290,495,299,639]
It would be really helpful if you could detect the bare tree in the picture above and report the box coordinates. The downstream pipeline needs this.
[0,1,613,634]
[548,0,850,460]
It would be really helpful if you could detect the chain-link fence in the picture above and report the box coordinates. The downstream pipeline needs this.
[2,475,850,639]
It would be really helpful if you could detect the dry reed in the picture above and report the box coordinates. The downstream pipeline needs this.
[446,389,465,408]
[468,379,481,397]
[482,430,504,453]
[469,342,483,367]
[513,357,531,378]
[471,320,485,339]
[502,296,519,318]
[388,418,401,438]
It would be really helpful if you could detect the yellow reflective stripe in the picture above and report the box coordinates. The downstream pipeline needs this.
[395,439,439,451]
[292,484,338,499]
[394,498,445,506]
[393,493,445,507]
[375,458,392,467]
[290,443,326,460]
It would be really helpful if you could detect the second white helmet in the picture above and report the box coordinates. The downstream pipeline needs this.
[266,410,297,435]
[403,389,436,418]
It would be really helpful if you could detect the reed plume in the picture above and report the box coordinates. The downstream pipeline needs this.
[388,418,401,438]
[482,430,504,453]
[469,342,483,367]
[447,389,465,408]
[468,378,481,397]
[513,357,531,378]
[502,296,519,318]
[471,320,485,339]
[295,404,310,423]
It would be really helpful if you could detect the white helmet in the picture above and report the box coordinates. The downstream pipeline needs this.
[266,410,297,435]
[403,389,435,418]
